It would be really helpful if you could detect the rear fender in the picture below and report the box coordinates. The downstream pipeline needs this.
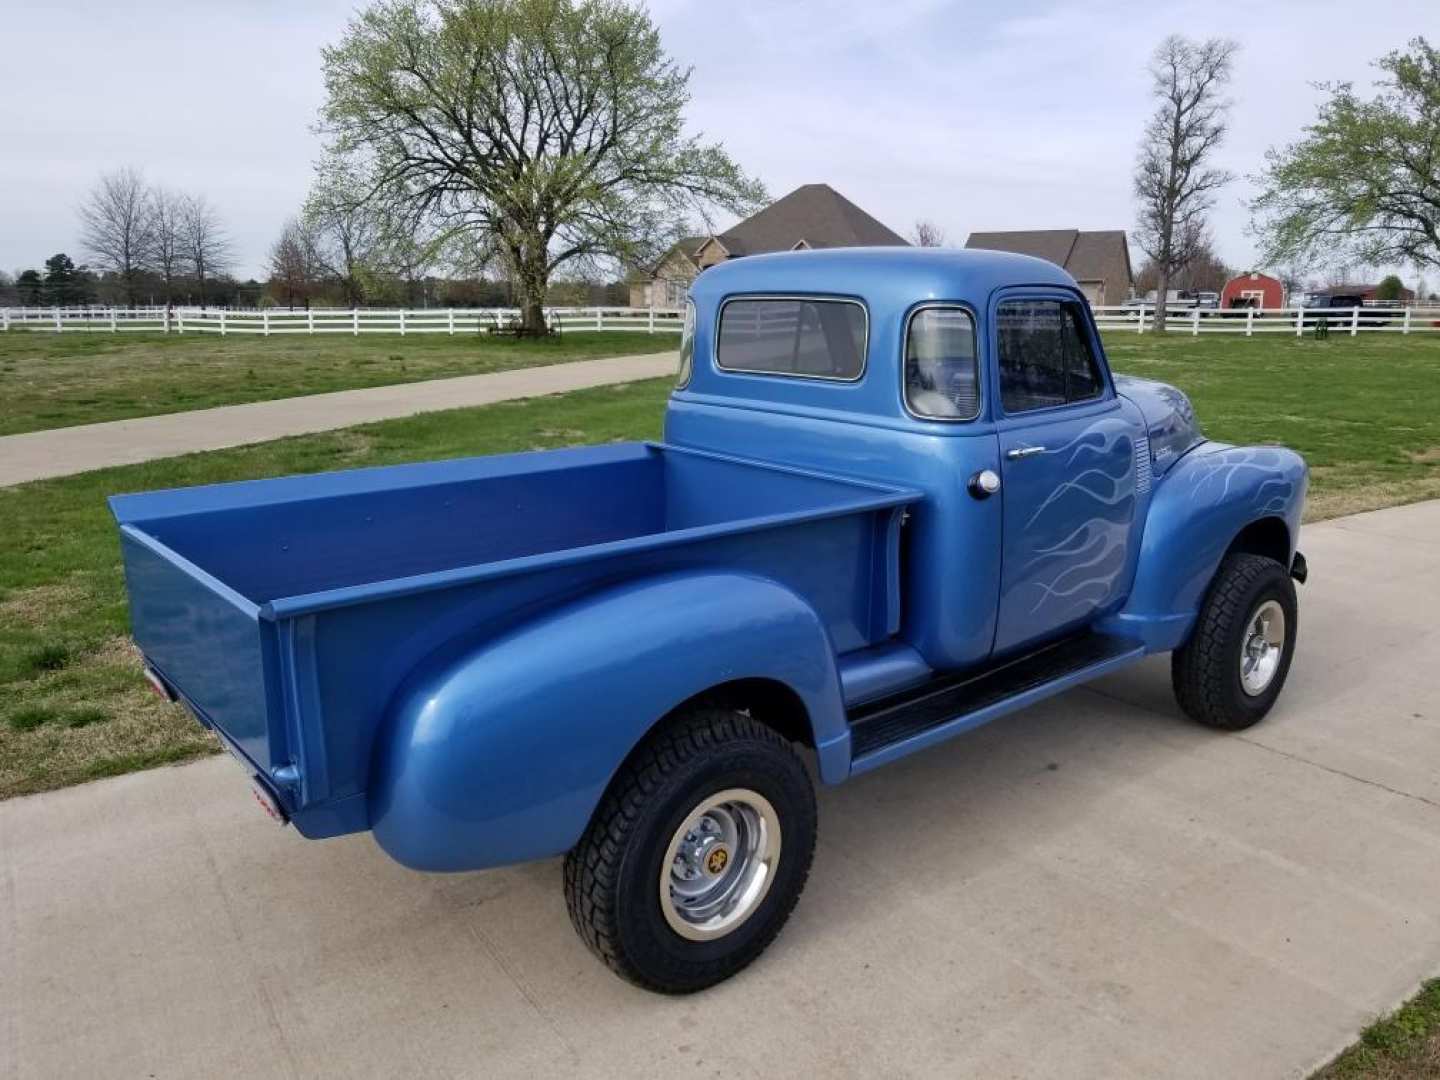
[369,571,845,872]
[1097,443,1307,651]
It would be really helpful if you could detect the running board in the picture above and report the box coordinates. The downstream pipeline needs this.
[846,632,1145,774]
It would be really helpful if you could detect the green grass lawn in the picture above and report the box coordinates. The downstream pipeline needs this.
[1314,980,1440,1079]
[0,379,666,798]
[0,328,676,436]
[1102,332,1440,520]
[2,331,1439,800]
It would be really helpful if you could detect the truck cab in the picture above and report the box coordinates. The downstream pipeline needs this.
[112,247,1308,994]
[670,249,1302,689]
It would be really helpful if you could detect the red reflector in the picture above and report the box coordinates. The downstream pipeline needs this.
[142,667,174,701]
[251,781,288,825]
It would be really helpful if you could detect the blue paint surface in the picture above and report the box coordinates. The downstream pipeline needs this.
[111,248,1307,871]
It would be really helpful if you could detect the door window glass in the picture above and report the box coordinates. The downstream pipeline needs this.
[997,300,1105,413]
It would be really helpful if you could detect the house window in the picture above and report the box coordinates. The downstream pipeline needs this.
[663,277,689,309]
[717,297,867,380]
[996,299,1104,413]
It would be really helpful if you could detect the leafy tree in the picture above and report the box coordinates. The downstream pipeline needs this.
[1374,274,1406,302]
[1133,35,1238,331]
[16,269,43,306]
[318,0,766,333]
[267,218,328,308]
[42,253,91,307]
[303,164,399,306]
[1252,38,1440,271]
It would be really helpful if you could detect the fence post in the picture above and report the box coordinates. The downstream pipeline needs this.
[54,306,61,332]
[448,308,455,335]
[307,309,314,334]
[353,308,359,336]
[220,309,227,337]
[595,307,603,331]
[110,307,117,333]
[1245,307,1254,337]
[1,308,8,332]
[1295,306,1304,338]
[1137,303,1145,334]
[1191,307,1200,336]
[263,309,270,337]
[399,309,406,336]
[1403,307,1412,335]
[648,307,655,334]
[1350,307,1359,337]
[164,306,172,334]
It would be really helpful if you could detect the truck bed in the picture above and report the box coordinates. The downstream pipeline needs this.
[111,442,919,835]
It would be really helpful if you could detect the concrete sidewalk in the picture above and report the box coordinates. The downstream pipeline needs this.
[3,501,1439,1079]
[0,351,677,486]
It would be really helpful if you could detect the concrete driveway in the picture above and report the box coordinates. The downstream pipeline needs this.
[3,500,1438,1079]
[0,351,677,487]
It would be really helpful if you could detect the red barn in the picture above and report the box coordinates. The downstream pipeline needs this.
[1221,271,1285,310]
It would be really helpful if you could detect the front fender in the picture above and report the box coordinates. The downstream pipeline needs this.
[369,571,845,872]
[1099,443,1307,651]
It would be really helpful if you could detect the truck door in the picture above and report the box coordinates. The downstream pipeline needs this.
[990,294,1138,654]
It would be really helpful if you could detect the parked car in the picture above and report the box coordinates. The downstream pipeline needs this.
[1143,288,1199,309]
[1195,290,1220,309]
[1305,293,1392,327]
[112,248,1309,993]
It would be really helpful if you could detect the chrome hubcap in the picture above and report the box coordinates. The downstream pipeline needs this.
[660,788,782,941]
[1240,599,1286,696]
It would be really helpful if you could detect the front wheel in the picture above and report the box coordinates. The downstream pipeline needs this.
[563,706,817,993]
[1172,552,1298,730]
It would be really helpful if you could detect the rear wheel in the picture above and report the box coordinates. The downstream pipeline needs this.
[1172,553,1298,730]
[563,706,816,993]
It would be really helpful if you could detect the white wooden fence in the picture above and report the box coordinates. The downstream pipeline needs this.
[1091,304,1440,336]
[0,306,686,335]
[6,303,1440,338]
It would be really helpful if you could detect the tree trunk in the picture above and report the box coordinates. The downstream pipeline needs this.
[1153,263,1170,333]
[514,247,550,336]
[522,296,546,334]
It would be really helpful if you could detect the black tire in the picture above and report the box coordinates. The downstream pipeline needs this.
[563,706,817,993]
[1172,552,1298,730]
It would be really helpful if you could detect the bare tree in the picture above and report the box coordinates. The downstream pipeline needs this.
[1275,262,1309,305]
[1135,234,1231,294]
[151,188,188,304]
[267,218,327,309]
[1133,36,1237,331]
[909,220,946,247]
[179,194,233,308]
[79,167,157,305]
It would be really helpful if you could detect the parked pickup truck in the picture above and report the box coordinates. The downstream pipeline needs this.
[111,248,1308,993]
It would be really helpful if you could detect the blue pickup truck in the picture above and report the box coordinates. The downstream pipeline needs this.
[111,248,1308,992]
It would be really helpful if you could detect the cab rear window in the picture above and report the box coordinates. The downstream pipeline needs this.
[717,297,867,380]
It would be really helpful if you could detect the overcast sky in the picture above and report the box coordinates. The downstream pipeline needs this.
[2,0,1435,282]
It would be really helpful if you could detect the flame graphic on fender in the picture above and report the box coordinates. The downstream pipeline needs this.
[1012,420,1137,622]
[1183,446,1297,516]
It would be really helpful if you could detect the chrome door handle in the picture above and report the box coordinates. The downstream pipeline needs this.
[1006,445,1047,460]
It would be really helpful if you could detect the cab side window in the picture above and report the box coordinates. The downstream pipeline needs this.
[996,300,1104,413]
